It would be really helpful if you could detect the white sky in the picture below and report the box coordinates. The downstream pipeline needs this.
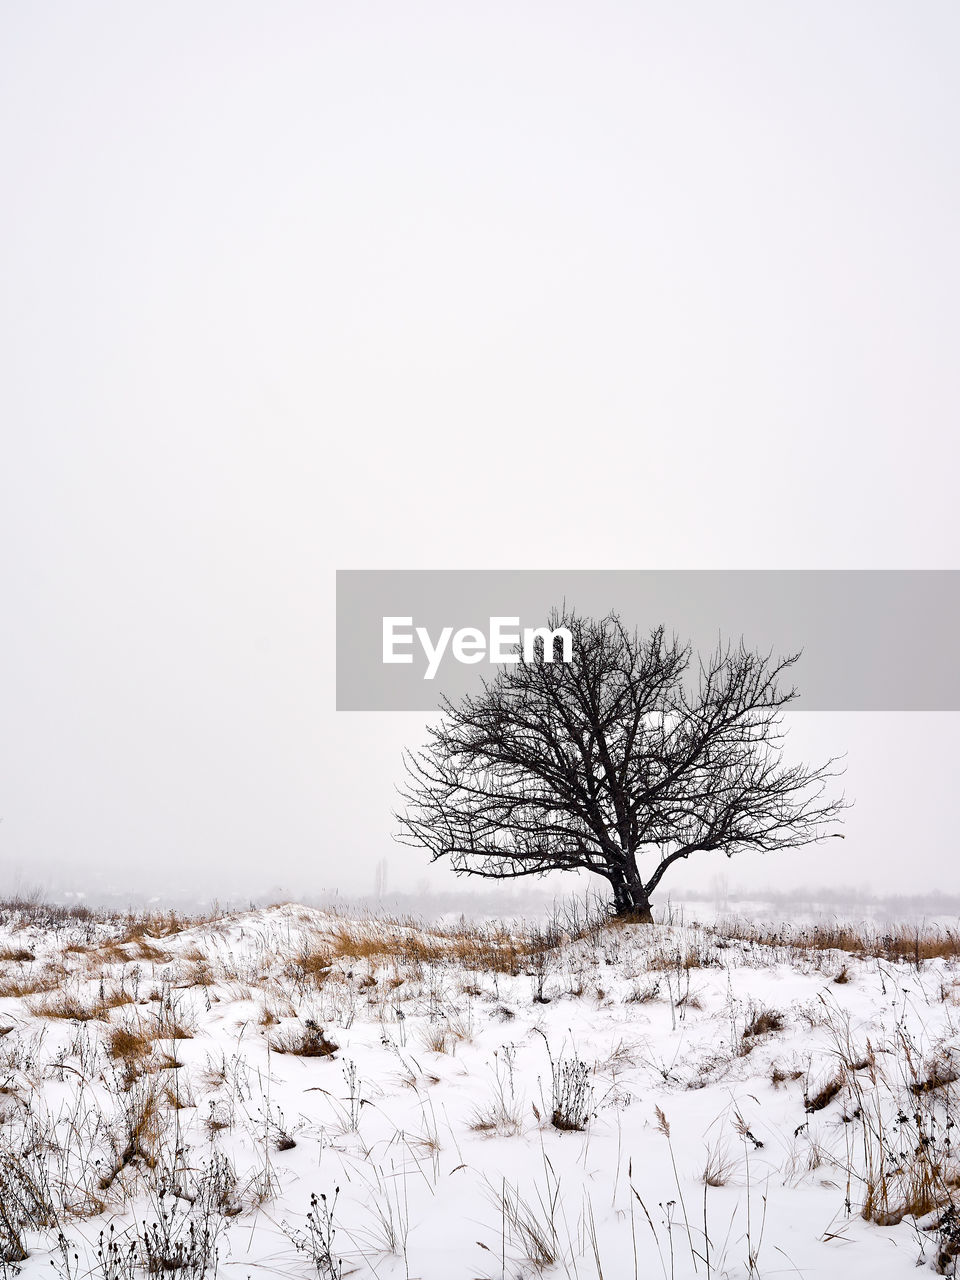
[1,2,958,903]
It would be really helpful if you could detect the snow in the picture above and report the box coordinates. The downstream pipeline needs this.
[1,902,958,1278]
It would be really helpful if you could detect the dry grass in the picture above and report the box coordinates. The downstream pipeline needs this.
[770,1062,804,1088]
[0,970,61,998]
[862,1146,960,1226]
[0,895,97,930]
[163,1082,195,1111]
[419,1017,469,1054]
[269,1020,339,1058]
[258,992,296,1026]
[711,917,960,966]
[26,980,136,1021]
[127,939,174,963]
[470,1098,524,1137]
[120,911,201,942]
[909,1054,960,1096]
[627,977,661,1003]
[107,1025,154,1062]
[328,924,395,962]
[294,914,576,980]
[647,941,718,972]
[149,1012,196,1041]
[597,1039,642,1074]
[290,944,334,986]
[804,1069,846,1113]
[98,1084,163,1189]
[104,987,135,1010]
[81,938,173,967]
[742,1005,786,1040]
[703,1143,736,1187]
[419,1024,455,1054]
[28,991,108,1021]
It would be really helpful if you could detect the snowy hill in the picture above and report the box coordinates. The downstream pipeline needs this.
[2,900,959,1278]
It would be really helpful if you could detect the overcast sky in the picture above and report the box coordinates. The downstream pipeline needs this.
[1,3,958,905]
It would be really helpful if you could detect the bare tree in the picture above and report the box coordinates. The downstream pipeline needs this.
[395,610,846,921]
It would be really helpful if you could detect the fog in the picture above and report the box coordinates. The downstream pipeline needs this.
[1,3,958,908]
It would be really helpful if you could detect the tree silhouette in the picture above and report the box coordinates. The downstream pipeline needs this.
[396,610,845,920]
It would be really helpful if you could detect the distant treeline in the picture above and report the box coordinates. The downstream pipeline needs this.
[6,877,960,922]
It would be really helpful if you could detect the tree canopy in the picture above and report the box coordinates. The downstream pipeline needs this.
[396,610,846,920]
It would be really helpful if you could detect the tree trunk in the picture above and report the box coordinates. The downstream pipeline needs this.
[610,876,654,923]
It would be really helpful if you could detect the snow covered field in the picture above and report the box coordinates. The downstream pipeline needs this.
[2,899,960,1279]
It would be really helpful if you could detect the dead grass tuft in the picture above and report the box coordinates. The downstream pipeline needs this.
[295,914,577,981]
[770,1062,804,1088]
[269,1020,338,1058]
[28,991,109,1021]
[0,970,62,998]
[703,1143,736,1187]
[120,911,199,942]
[98,1084,163,1189]
[743,1006,786,1040]
[711,917,960,966]
[804,1069,846,1112]
[910,1055,960,1096]
[470,1099,524,1137]
[107,1025,154,1061]
[291,943,334,985]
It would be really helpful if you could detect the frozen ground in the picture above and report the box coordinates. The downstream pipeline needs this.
[2,900,960,1279]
